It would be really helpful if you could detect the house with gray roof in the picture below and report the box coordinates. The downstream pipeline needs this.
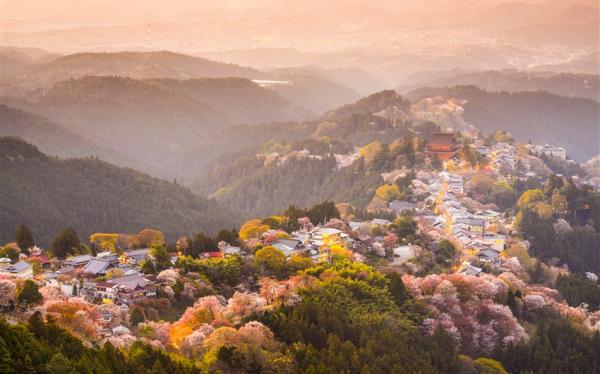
[63,254,93,267]
[84,258,114,276]
[0,261,33,278]
[122,249,150,265]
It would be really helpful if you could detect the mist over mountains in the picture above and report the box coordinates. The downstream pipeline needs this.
[0,48,597,184]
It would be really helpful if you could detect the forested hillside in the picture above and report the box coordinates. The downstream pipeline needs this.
[0,137,240,245]
[408,85,600,161]
[1,75,319,176]
[143,77,311,124]
[270,73,362,115]
[0,103,142,169]
[191,91,431,216]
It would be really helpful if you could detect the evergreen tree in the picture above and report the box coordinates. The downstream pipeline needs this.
[15,224,34,254]
[215,228,239,245]
[386,272,410,306]
[130,308,145,326]
[431,154,443,170]
[17,280,42,307]
[141,259,157,274]
[150,243,171,272]
[506,290,518,315]
[0,337,13,374]
[45,353,76,374]
[51,228,81,259]
[188,231,216,258]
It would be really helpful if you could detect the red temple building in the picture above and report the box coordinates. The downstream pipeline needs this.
[427,132,460,159]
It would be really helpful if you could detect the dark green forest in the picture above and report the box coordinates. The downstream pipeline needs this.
[0,314,199,374]
[0,137,240,245]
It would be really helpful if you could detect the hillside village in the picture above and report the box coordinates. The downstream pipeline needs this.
[2,128,598,353]
[1,1,599,371]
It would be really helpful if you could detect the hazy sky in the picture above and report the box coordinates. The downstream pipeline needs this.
[0,0,541,24]
[1,0,596,58]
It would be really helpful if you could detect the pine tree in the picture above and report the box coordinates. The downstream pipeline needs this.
[15,224,34,254]
[51,228,81,259]
[45,353,75,374]
[387,272,410,306]
[17,280,42,307]
[0,337,14,374]
[130,308,145,326]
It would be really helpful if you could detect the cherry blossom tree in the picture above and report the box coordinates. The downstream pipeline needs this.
[224,292,266,323]
[157,269,179,286]
[402,273,526,354]
[383,233,398,248]
[180,323,214,358]
[0,279,16,310]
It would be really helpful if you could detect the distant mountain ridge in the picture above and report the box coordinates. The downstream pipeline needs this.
[0,136,241,245]
[1,75,313,176]
[143,77,312,124]
[397,70,600,101]
[8,51,266,86]
[0,50,361,115]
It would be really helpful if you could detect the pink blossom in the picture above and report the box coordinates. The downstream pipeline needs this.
[157,269,179,286]
[224,292,266,323]
[0,279,16,309]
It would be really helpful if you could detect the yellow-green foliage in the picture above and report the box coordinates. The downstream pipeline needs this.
[255,246,286,272]
[494,180,513,191]
[212,186,233,199]
[517,189,545,208]
[239,219,270,240]
[516,189,554,220]
[359,141,382,165]
[89,233,119,252]
[287,255,314,273]
[270,215,289,226]
[504,242,535,271]
[474,358,509,374]
[376,184,403,202]
[492,131,513,143]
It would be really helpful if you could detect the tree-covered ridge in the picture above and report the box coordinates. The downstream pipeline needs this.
[324,89,412,121]
[143,77,312,124]
[0,75,314,177]
[0,103,141,169]
[398,70,600,102]
[407,85,600,162]
[190,90,439,216]
[0,137,240,245]
[514,175,600,274]
[2,50,268,92]
[3,252,600,373]
[0,314,200,374]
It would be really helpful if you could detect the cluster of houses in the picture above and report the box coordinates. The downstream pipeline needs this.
[270,226,353,263]
[0,258,33,278]
[432,171,507,276]
[41,249,158,305]
[490,143,517,171]
[525,143,567,160]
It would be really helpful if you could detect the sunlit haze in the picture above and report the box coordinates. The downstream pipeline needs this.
[1,0,598,82]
